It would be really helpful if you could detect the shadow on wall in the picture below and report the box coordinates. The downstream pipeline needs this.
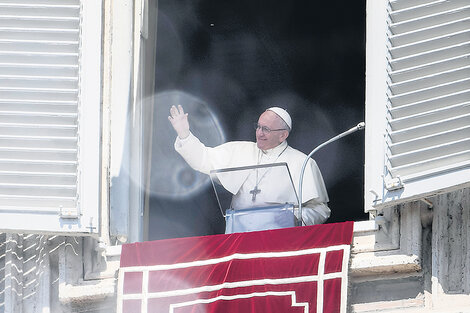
[0,233,74,312]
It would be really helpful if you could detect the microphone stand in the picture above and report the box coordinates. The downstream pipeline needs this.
[298,122,365,225]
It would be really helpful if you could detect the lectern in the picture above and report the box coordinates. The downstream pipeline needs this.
[210,162,300,233]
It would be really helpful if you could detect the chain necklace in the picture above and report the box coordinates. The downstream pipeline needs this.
[249,144,289,202]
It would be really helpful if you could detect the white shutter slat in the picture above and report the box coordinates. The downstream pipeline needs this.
[390,17,470,47]
[0,0,78,4]
[0,136,76,149]
[390,125,470,155]
[0,171,75,184]
[389,151,470,179]
[0,4,79,18]
[390,54,470,82]
[0,147,76,161]
[0,31,78,42]
[0,64,78,77]
[390,29,470,59]
[0,77,78,89]
[390,0,432,11]
[390,102,470,129]
[389,0,469,23]
[390,6,470,34]
[389,78,470,106]
[390,111,470,139]
[0,109,77,117]
[390,41,470,70]
[0,125,77,137]
[0,183,76,197]
[0,206,65,214]
[0,195,76,211]
[390,90,470,118]
[390,66,470,94]
[0,160,76,173]
[0,103,77,114]
[0,41,79,53]
[0,17,79,29]
[389,137,470,167]
[0,90,77,101]
[0,52,78,65]
[0,110,76,120]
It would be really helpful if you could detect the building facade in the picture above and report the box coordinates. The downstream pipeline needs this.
[0,0,469,312]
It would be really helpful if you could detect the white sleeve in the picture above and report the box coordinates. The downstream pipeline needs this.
[295,198,331,225]
[174,132,241,176]
[174,132,214,174]
[303,158,329,204]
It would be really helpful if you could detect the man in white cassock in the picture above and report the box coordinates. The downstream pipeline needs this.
[168,105,330,231]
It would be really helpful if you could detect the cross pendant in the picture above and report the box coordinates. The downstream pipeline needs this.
[250,185,261,201]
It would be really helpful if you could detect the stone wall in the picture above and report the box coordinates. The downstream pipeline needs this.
[350,188,470,312]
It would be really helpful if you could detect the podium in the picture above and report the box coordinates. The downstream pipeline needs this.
[210,162,300,233]
[119,222,354,313]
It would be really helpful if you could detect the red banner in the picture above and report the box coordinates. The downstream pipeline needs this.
[118,222,354,313]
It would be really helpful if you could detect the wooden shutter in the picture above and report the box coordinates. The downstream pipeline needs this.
[365,0,470,209]
[0,0,101,234]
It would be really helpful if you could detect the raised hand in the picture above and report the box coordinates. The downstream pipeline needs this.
[168,105,190,139]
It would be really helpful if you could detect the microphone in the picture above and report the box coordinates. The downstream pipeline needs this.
[297,122,365,225]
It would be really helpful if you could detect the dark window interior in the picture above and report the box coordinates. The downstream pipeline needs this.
[149,0,367,240]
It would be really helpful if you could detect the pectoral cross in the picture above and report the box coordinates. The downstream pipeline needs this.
[250,185,261,201]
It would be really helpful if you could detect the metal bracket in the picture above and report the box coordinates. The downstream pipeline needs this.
[369,189,382,205]
[384,175,404,191]
[375,214,390,234]
[59,206,79,219]
[86,217,97,233]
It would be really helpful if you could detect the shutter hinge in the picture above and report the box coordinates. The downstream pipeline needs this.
[59,206,80,219]
[384,175,404,191]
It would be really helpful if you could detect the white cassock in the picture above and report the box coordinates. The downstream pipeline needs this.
[174,133,330,226]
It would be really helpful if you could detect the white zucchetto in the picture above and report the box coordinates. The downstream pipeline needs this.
[266,107,292,130]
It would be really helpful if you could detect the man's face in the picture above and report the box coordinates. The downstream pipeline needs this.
[255,111,289,150]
